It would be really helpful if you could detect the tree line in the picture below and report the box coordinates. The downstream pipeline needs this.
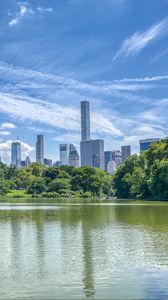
[0,163,113,198]
[0,139,167,200]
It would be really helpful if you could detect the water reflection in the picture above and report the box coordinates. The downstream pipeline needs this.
[0,201,168,299]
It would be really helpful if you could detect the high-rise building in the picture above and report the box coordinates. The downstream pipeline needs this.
[60,144,68,165]
[80,139,104,170]
[81,101,90,141]
[121,145,131,163]
[69,144,79,168]
[11,141,21,169]
[140,138,160,152]
[36,135,44,164]
[44,158,52,167]
[112,150,122,168]
[104,151,113,171]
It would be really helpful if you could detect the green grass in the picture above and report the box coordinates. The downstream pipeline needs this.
[6,190,32,199]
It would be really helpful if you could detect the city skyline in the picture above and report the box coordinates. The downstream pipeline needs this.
[0,0,168,163]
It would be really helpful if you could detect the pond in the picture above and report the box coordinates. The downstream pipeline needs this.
[0,199,168,299]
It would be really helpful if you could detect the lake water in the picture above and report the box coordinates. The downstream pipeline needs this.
[0,199,168,299]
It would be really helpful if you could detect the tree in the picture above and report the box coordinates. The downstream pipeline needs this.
[148,159,168,200]
[27,177,46,194]
[47,178,71,194]
[27,163,45,177]
[113,155,139,198]
[71,166,105,196]
[0,178,10,195]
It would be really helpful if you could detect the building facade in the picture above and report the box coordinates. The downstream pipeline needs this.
[44,158,52,167]
[140,138,160,152]
[36,135,44,164]
[112,150,122,168]
[81,101,90,141]
[69,144,79,168]
[60,144,68,165]
[11,141,21,169]
[104,151,113,171]
[121,145,131,162]
[80,139,104,170]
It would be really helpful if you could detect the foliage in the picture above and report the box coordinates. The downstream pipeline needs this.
[113,139,168,200]
[0,162,113,198]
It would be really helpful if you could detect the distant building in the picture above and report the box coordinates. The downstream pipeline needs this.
[81,101,90,141]
[53,161,61,167]
[104,151,113,171]
[112,150,122,168]
[44,158,52,167]
[11,141,21,169]
[25,156,31,167]
[21,160,26,168]
[107,160,117,174]
[121,145,131,163]
[80,139,104,170]
[60,144,68,165]
[140,138,160,152]
[36,135,44,164]
[69,144,79,167]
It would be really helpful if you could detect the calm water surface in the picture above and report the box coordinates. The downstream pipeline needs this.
[0,199,168,299]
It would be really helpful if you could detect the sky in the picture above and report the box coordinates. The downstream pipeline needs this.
[0,0,168,163]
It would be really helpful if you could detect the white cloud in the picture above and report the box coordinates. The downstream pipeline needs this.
[114,75,168,83]
[0,61,159,97]
[113,19,168,60]
[0,131,11,136]
[0,122,16,129]
[0,92,121,137]
[9,4,53,27]
[0,140,34,164]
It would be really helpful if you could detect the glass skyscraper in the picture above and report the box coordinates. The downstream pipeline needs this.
[36,135,44,164]
[11,141,21,169]
[60,144,68,165]
[81,101,90,141]
[140,138,160,152]
[104,151,113,171]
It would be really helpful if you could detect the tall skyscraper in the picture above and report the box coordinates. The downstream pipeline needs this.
[11,141,21,169]
[104,151,113,171]
[140,138,160,152]
[60,144,68,165]
[80,139,104,170]
[81,101,90,141]
[69,144,79,168]
[36,135,44,164]
[121,145,131,163]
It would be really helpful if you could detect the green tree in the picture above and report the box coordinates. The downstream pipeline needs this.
[148,159,168,200]
[0,178,10,195]
[48,178,71,194]
[27,177,46,194]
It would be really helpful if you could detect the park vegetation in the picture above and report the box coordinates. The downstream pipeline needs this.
[0,139,167,200]
[0,163,113,199]
[113,138,168,200]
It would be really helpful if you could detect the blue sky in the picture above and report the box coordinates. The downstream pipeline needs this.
[0,0,168,163]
